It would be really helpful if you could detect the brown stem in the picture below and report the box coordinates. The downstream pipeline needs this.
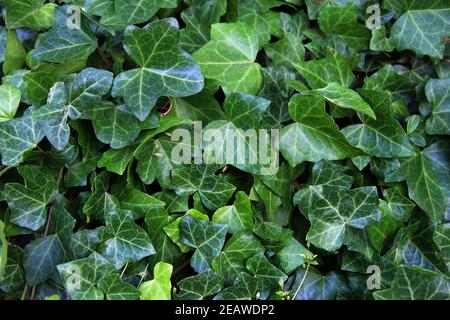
[172,260,189,277]
[97,47,113,71]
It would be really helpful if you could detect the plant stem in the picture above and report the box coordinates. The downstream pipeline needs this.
[20,284,29,300]
[0,166,14,177]
[292,262,311,300]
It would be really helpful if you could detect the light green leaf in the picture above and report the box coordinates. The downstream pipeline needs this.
[5,0,56,30]
[0,84,21,122]
[212,191,254,234]
[139,262,173,300]
[193,22,263,94]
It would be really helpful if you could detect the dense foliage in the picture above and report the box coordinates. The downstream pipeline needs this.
[0,0,449,300]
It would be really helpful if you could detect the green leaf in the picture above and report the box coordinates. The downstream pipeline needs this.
[57,253,116,300]
[374,266,450,300]
[315,83,376,119]
[424,78,450,135]
[318,4,370,51]
[117,185,165,220]
[171,165,236,211]
[280,95,360,166]
[112,19,204,121]
[213,231,264,285]
[434,224,450,272]
[193,22,263,94]
[23,234,65,285]
[97,273,141,300]
[0,245,25,293]
[5,181,56,231]
[174,270,224,300]
[294,51,354,89]
[291,267,349,300]
[5,0,56,30]
[212,191,254,234]
[297,185,380,252]
[179,215,228,273]
[0,84,21,122]
[98,209,155,269]
[341,90,414,157]
[32,7,97,63]
[139,262,173,300]
[180,0,227,53]
[3,30,27,75]
[390,9,450,59]
[386,142,449,224]
[246,253,287,291]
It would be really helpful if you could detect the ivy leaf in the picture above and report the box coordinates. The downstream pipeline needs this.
[294,51,354,89]
[180,0,227,53]
[0,245,25,294]
[246,253,288,291]
[174,270,224,300]
[212,191,254,234]
[89,103,146,149]
[193,22,263,94]
[297,185,380,252]
[341,90,414,157]
[57,253,116,300]
[386,142,449,224]
[0,112,44,166]
[112,19,204,121]
[90,0,177,31]
[213,231,265,285]
[318,4,370,51]
[5,0,56,30]
[23,235,65,285]
[0,84,21,122]
[290,267,349,300]
[213,273,260,300]
[179,215,228,273]
[374,266,450,300]
[424,78,450,135]
[5,181,56,231]
[97,273,141,300]
[390,9,450,59]
[33,68,113,150]
[171,165,236,211]
[32,7,97,63]
[315,83,376,119]
[139,262,173,300]
[98,209,155,269]
[280,95,360,167]
[434,224,450,271]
